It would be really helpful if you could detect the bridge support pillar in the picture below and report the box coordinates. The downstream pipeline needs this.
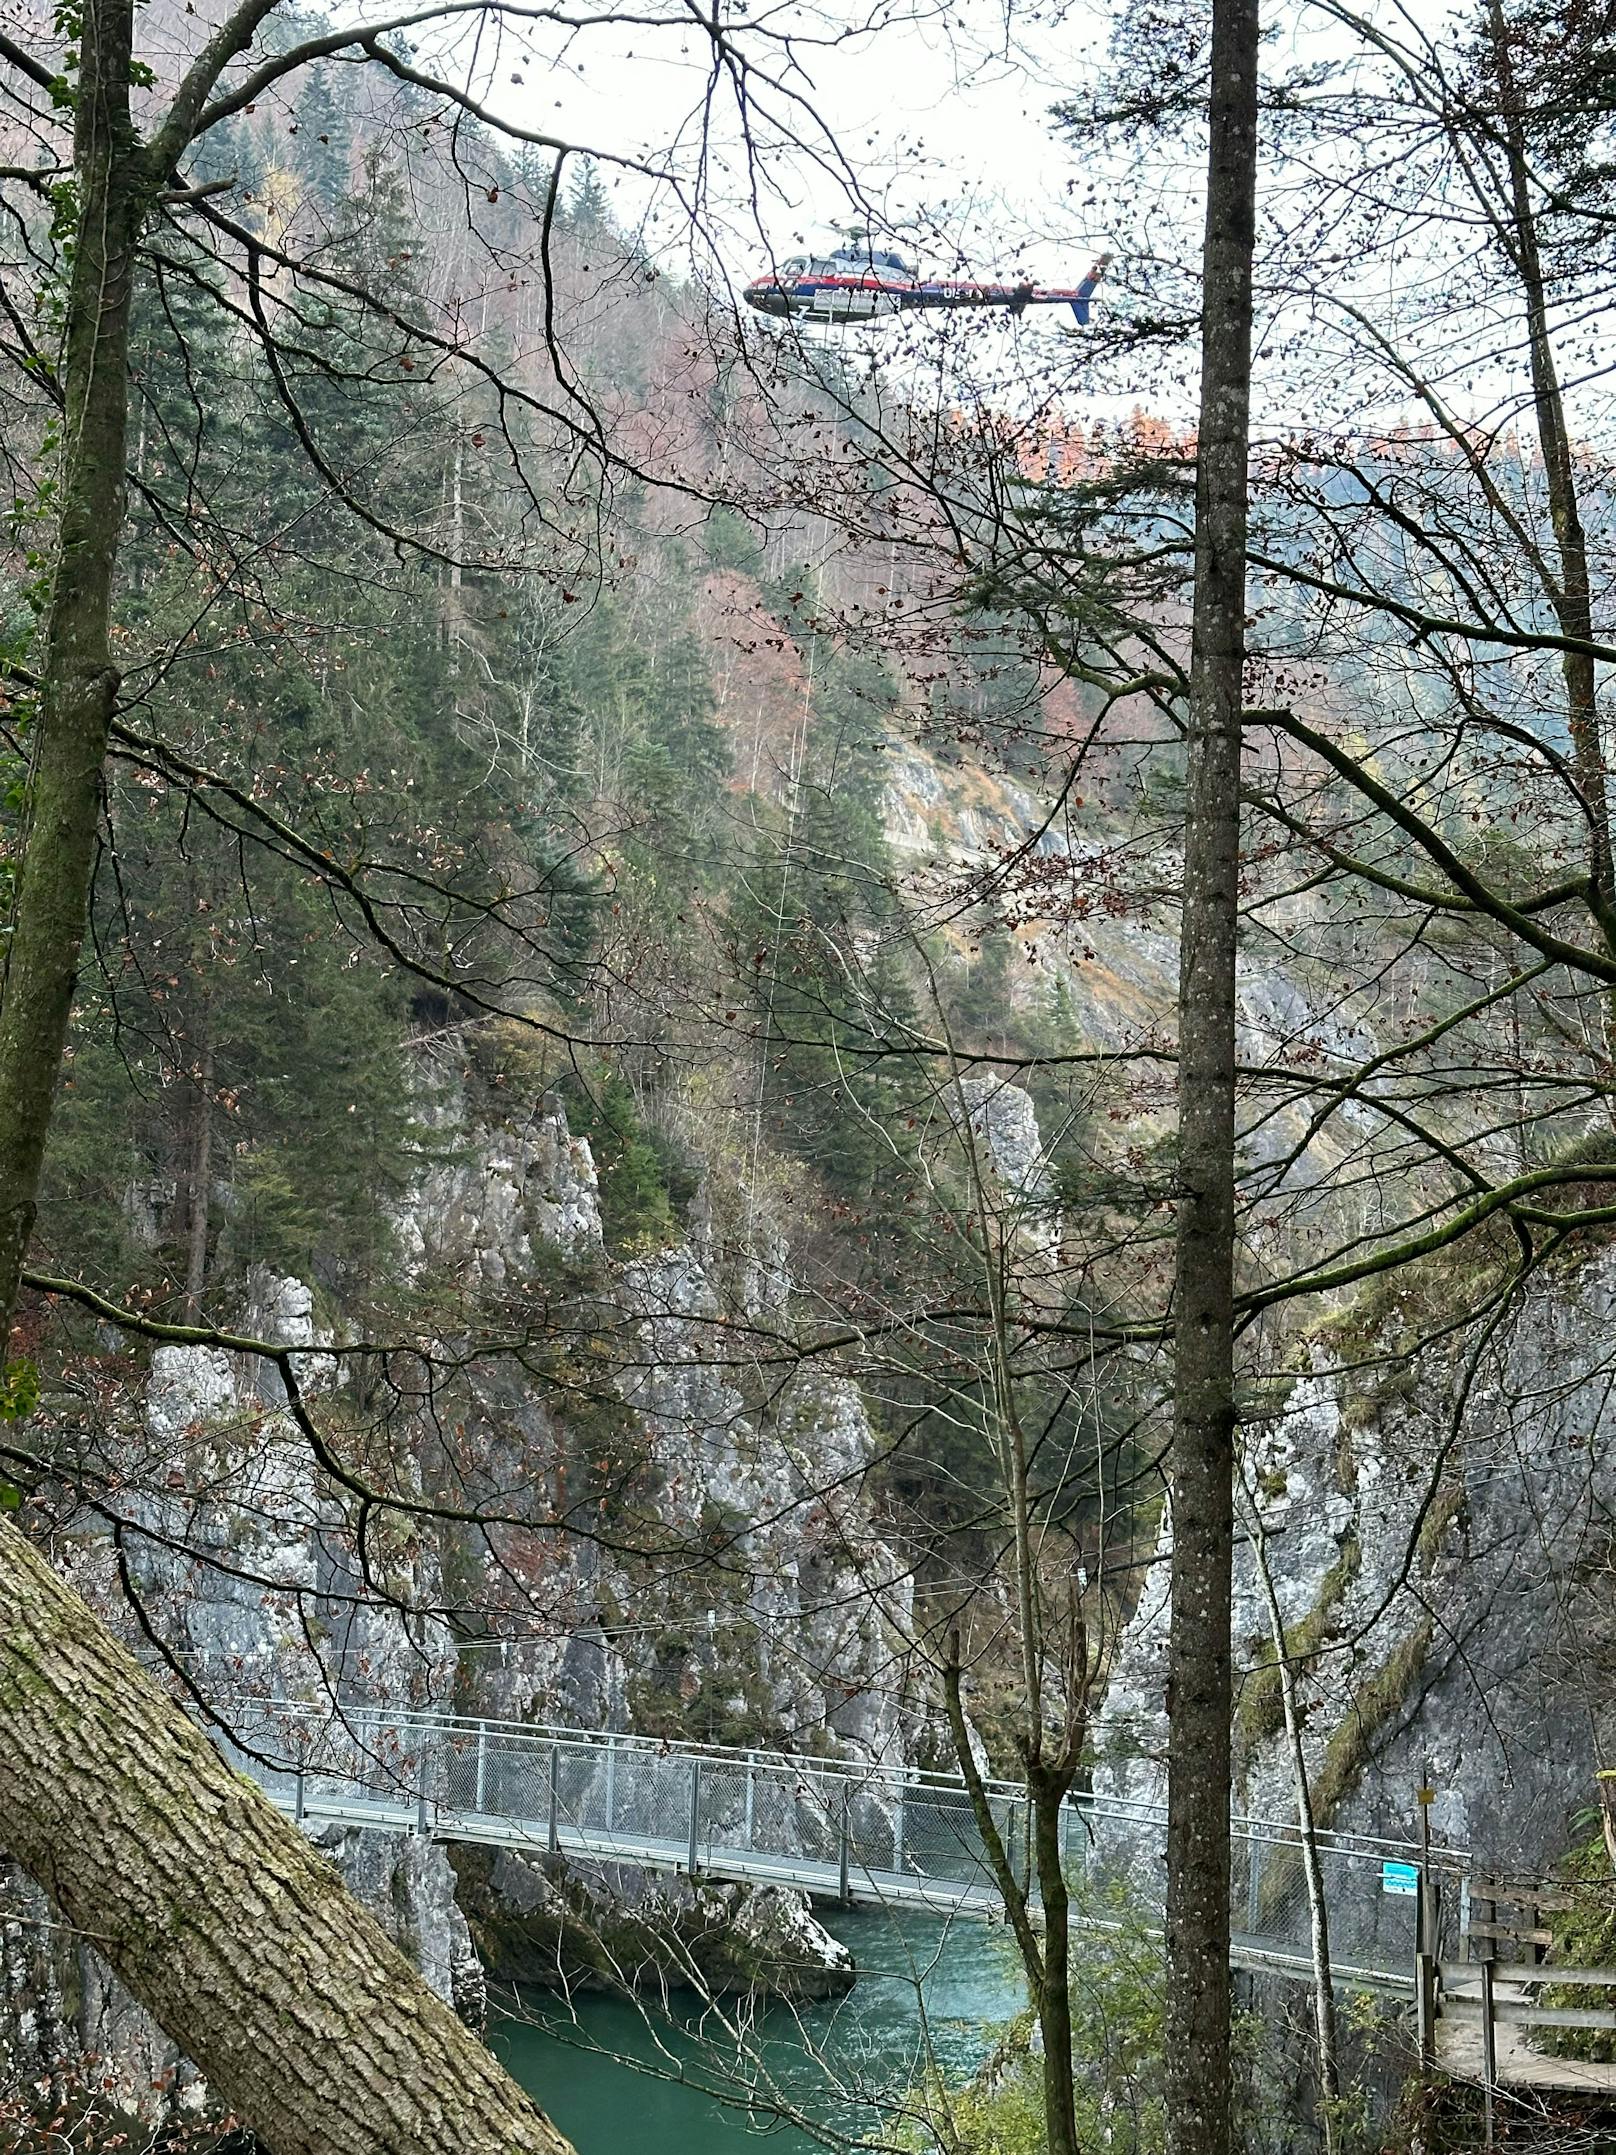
[475,1722,488,1814]
[688,1760,702,1876]
[838,1792,851,1907]
[548,1744,560,1855]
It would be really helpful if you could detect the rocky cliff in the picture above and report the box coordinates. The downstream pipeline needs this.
[1,1061,913,2117]
[1093,1249,1616,1877]
[16,989,1600,2125]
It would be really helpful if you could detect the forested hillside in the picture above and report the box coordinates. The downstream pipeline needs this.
[6,0,1616,2151]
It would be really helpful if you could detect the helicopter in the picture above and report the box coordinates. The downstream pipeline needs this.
[743,233,1111,329]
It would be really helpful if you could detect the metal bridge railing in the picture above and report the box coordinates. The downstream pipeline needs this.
[219,1698,1467,1985]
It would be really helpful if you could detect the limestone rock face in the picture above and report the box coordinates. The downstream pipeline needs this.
[954,1073,1053,1202]
[394,1076,604,1281]
[122,1265,457,1714]
[4,1065,916,2120]
[1094,1252,1616,1874]
[599,1241,912,1762]
[316,1826,490,2030]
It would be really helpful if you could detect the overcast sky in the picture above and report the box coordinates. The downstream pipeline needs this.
[492,1,1115,281]
[425,0,1561,438]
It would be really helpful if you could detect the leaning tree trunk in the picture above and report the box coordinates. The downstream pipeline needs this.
[0,1523,575,2155]
[0,4,573,2149]
[1163,4,1260,2154]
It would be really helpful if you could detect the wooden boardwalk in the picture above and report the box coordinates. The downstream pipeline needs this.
[1437,1966,1616,2096]
[1432,1879,1616,2108]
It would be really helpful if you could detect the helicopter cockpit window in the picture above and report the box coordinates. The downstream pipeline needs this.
[780,256,808,276]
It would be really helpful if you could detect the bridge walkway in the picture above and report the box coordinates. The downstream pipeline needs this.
[226,1699,1467,1994]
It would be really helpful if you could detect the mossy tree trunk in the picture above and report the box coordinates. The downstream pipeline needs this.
[0,0,144,1324]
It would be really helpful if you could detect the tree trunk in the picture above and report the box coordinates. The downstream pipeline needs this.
[1032,1768,1080,2155]
[0,1520,575,2155]
[184,1002,214,1319]
[1485,0,1616,1116]
[1163,3,1260,2153]
[0,0,143,1330]
[1487,0,1612,916]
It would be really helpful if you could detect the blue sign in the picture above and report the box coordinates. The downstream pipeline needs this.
[1382,1860,1420,1897]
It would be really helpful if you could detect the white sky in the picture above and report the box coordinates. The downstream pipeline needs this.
[493,1,1117,283]
[396,0,1573,437]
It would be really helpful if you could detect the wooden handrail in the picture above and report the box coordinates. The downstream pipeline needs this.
[1441,1961,1616,1988]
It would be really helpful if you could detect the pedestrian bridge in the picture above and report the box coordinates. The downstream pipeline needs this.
[225,1700,1465,1992]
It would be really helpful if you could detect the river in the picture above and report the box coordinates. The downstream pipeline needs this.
[493,1907,1027,2153]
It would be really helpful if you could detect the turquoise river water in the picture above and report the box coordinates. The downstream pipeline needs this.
[493,1908,1026,2153]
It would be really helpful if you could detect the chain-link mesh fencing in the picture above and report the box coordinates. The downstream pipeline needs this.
[222,1699,1459,1983]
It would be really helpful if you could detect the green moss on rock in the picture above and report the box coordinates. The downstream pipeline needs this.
[1540,1832,1616,2063]
[1236,1532,1361,1764]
